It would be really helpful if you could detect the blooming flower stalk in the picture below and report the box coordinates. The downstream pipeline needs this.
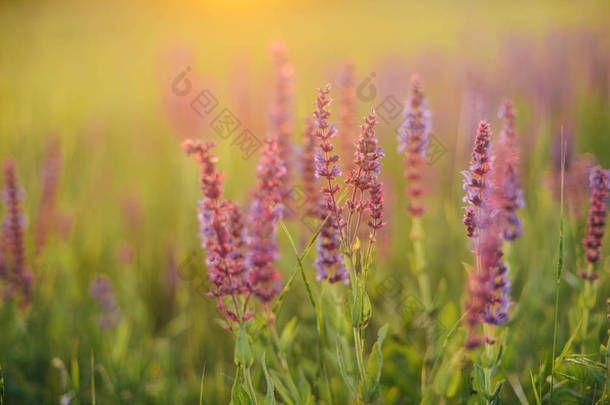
[1,159,34,307]
[270,40,295,200]
[345,110,386,256]
[90,275,122,329]
[582,166,608,269]
[462,121,510,348]
[493,99,524,240]
[182,140,252,327]
[247,136,286,303]
[312,85,348,283]
[398,76,431,217]
[35,136,62,255]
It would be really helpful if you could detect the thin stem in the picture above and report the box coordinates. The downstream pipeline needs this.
[412,218,431,310]
[243,365,259,405]
[550,130,566,404]
[581,263,594,352]
[483,324,495,405]
[353,327,367,390]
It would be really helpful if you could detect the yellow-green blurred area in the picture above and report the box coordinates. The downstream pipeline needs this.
[1,0,610,404]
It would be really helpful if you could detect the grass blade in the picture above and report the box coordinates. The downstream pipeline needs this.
[199,363,206,405]
[279,220,317,310]
[550,129,566,404]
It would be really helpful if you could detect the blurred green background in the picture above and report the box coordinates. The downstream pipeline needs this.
[0,0,609,403]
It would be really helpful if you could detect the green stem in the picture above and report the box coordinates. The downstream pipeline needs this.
[581,263,594,352]
[550,130,566,404]
[412,218,431,310]
[353,327,367,384]
[483,324,494,405]
[243,365,259,405]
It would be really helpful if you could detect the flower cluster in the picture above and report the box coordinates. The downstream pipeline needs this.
[247,136,286,303]
[311,86,387,283]
[582,166,608,267]
[1,159,34,307]
[346,110,386,240]
[398,76,431,217]
[462,122,511,348]
[312,85,348,283]
[182,140,253,327]
[493,99,524,240]
[90,275,122,329]
[270,40,295,200]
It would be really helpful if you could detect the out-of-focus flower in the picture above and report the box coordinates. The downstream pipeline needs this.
[398,76,432,217]
[247,136,285,303]
[35,136,62,255]
[582,166,608,266]
[462,122,510,348]
[90,275,122,329]
[1,159,34,307]
[492,99,524,240]
[270,40,295,200]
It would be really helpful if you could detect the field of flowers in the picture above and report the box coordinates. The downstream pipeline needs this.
[1,1,610,404]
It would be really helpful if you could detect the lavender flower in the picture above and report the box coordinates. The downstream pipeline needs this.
[182,140,252,327]
[35,136,62,255]
[493,99,524,240]
[270,40,295,200]
[312,85,347,283]
[1,159,34,307]
[247,137,286,303]
[462,122,511,348]
[398,76,432,217]
[90,275,122,329]
[582,166,608,266]
[345,110,386,245]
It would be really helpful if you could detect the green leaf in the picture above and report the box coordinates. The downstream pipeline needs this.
[0,362,5,405]
[199,363,206,405]
[232,368,253,405]
[362,290,372,327]
[554,318,582,371]
[351,278,363,328]
[529,370,541,405]
[296,369,312,404]
[278,221,317,310]
[235,325,254,368]
[261,354,276,405]
[269,370,296,405]
[364,324,389,401]
[472,363,485,394]
[432,353,461,398]
[279,317,298,357]
[336,337,355,393]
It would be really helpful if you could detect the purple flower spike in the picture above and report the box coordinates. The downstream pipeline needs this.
[247,136,286,303]
[583,166,608,265]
